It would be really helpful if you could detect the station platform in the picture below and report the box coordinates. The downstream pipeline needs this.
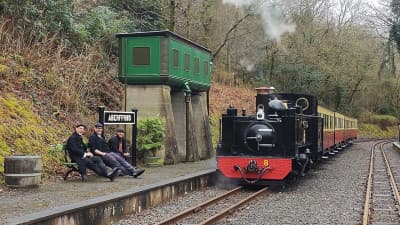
[0,158,217,225]
[393,141,400,152]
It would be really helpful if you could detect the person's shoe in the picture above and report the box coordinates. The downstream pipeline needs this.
[108,168,120,182]
[132,168,145,178]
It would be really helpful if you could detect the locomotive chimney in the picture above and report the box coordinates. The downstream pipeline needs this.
[255,86,275,115]
[255,86,275,95]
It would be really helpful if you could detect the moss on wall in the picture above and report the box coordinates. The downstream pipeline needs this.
[0,94,65,174]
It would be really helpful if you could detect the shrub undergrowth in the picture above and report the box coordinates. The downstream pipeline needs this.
[0,18,124,179]
[0,94,65,174]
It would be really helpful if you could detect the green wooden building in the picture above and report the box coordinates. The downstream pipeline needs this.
[116,31,212,91]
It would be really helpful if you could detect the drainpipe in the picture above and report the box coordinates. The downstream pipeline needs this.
[184,82,193,161]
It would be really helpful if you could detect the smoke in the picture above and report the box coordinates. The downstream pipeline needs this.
[222,0,249,8]
[239,58,255,72]
[223,0,296,43]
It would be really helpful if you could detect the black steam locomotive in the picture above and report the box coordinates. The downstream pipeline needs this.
[216,87,326,184]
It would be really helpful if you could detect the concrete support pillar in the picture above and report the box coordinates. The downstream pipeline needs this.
[191,92,213,159]
[125,85,178,164]
[171,90,186,161]
[124,85,212,165]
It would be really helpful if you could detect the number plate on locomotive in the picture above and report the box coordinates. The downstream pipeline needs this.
[264,160,269,167]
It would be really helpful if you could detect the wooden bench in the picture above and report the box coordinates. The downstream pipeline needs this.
[50,144,84,181]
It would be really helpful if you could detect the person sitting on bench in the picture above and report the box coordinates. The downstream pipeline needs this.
[89,123,145,178]
[66,123,120,181]
[108,128,130,159]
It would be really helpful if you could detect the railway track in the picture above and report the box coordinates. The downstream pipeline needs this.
[155,186,269,225]
[363,140,400,225]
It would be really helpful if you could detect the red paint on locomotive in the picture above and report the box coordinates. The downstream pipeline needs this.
[217,156,292,180]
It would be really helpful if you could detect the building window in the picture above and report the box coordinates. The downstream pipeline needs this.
[132,47,150,66]
[184,54,190,71]
[173,49,179,68]
[204,62,209,75]
[194,57,200,74]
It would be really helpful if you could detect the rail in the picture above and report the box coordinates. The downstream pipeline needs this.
[362,140,400,225]
[155,186,269,225]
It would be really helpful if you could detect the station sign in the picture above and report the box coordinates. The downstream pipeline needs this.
[103,111,136,125]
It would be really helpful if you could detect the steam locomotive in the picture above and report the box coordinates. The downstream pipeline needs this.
[216,87,358,185]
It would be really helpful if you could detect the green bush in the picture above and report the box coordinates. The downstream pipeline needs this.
[371,114,399,130]
[1,0,74,39]
[359,123,398,138]
[104,0,167,31]
[73,6,131,53]
[137,117,165,157]
[209,115,220,149]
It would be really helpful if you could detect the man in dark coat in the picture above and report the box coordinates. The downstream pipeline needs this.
[66,123,119,181]
[108,128,129,159]
[89,123,144,178]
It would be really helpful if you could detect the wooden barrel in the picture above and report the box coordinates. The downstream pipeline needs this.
[4,155,42,188]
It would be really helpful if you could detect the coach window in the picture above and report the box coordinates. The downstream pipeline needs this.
[173,49,179,68]
[325,115,328,129]
[194,57,200,74]
[327,115,330,129]
[326,115,328,129]
[132,47,150,66]
[324,115,327,128]
[184,54,190,72]
[204,62,209,76]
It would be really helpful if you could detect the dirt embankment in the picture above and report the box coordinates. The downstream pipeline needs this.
[209,83,256,117]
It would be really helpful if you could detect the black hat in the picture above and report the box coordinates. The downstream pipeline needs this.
[75,123,86,128]
[94,122,104,128]
[117,128,124,133]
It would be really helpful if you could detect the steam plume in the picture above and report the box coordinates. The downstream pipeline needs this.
[223,0,296,43]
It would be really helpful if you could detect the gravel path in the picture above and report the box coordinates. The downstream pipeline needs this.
[113,141,372,225]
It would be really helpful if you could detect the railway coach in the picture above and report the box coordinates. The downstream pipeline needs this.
[318,106,358,154]
[216,87,358,185]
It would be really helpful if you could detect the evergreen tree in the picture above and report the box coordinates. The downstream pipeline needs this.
[390,0,400,52]
[104,0,167,31]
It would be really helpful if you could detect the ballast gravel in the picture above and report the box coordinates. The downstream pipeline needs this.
[113,141,372,225]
